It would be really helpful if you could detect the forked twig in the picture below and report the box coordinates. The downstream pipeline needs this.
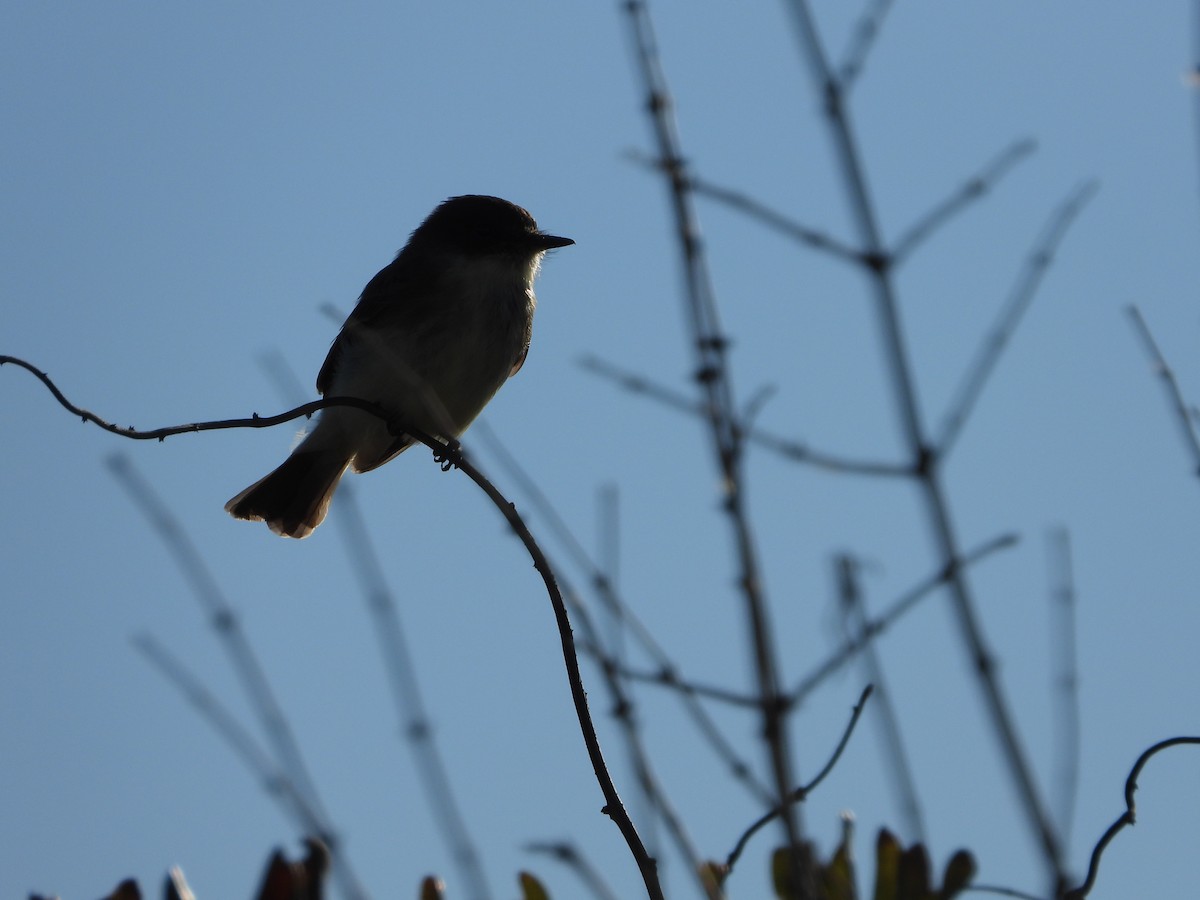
[626,151,861,264]
[580,355,908,477]
[622,1,806,886]
[790,533,1018,706]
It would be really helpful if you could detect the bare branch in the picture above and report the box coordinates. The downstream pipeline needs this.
[580,355,909,477]
[107,454,369,900]
[132,633,328,836]
[335,489,494,900]
[837,0,896,89]
[722,686,874,879]
[1064,737,1200,899]
[935,181,1099,457]
[626,151,861,263]
[474,420,772,805]
[2,354,664,900]
[789,533,1018,707]
[835,555,926,844]
[622,0,806,883]
[1047,528,1081,850]
[892,139,1038,263]
[1127,305,1200,477]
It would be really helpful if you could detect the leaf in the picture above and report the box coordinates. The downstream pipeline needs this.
[937,850,977,899]
[873,830,902,900]
[519,870,552,900]
[699,860,729,891]
[419,875,446,900]
[897,843,932,900]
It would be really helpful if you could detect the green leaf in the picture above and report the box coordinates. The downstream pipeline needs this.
[873,830,902,900]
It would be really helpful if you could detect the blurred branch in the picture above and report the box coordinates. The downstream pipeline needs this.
[835,555,926,844]
[611,663,762,708]
[1047,528,1081,850]
[106,454,367,900]
[580,355,909,477]
[336,489,494,900]
[627,150,861,263]
[789,532,1017,706]
[782,2,1068,880]
[1064,736,1200,899]
[132,633,328,837]
[1,354,664,900]
[723,685,874,880]
[262,352,492,900]
[892,139,1038,263]
[1127,305,1200,477]
[474,420,772,804]
[623,3,808,889]
[935,181,1099,457]
[838,0,895,88]
[526,842,622,900]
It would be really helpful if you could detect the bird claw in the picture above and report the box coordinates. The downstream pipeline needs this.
[434,439,462,472]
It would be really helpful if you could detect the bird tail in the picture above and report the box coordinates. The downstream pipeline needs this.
[225,449,351,539]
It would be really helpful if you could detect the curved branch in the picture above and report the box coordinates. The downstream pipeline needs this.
[722,685,874,879]
[1,353,664,900]
[1064,736,1200,899]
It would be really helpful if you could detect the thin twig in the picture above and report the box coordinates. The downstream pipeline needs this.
[1064,736,1200,899]
[892,139,1038,263]
[623,4,807,890]
[837,0,896,88]
[722,685,874,879]
[835,556,926,844]
[790,533,1018,706]
[1,353,664,900]
[626,151,861,264]
[609,663,762,709]
[1047,528,1081,851]
[935,181,1099,457]
[106,454,368,900]
[1127,305,1200,477]
[580,355,909,477]
[783,3,1067,882]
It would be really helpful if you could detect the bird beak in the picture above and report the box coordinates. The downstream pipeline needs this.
[533,233,574,250]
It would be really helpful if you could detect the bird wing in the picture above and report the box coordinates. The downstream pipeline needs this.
[316,250,439,395]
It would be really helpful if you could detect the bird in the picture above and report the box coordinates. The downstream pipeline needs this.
[225,194,572,538]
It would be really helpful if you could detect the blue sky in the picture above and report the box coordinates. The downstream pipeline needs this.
[3,3,1198,899]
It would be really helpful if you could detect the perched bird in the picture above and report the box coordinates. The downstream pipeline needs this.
[226,194,572,538]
